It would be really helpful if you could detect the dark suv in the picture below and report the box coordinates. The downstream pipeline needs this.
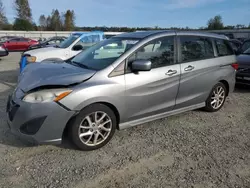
[236,47,250,85]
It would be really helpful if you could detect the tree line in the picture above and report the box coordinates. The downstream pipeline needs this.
[0,0,249,31]
[0,0,75,31]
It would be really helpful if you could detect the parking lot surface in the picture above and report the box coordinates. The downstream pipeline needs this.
[0,53,250,188]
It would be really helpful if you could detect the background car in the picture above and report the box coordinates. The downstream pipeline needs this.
[236,37,247,42]
[236,38,250,55]
[0,36,20,44]
[229,39,242,52]
[2,37,38,51]
[236,47,250,85]
[28,36,67,50]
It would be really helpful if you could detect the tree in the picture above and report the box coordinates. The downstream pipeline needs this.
[39,14,46,30]
[0,0,8,29]
[50,9,62,31]
[46,16,52,30]
[207,15,224,30]
[14,0,32,21]
[60,12,65,31]
[235,24,245,29]
[13,18,34,30]
[14,0,33,30]
[64,10,75,31]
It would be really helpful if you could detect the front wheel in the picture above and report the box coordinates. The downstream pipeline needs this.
[70,104,116,151]
[204,83,227,112]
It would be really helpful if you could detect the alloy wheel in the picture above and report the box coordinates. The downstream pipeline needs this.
[210,86,226,110]
[78,111,112,146]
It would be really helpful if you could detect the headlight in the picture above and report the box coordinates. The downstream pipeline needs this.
[23,89,72,103]
[26,56,37,63]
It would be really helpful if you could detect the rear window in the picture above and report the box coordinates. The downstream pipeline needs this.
[215,39,234,56]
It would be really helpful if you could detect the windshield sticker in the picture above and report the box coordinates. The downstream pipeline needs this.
[126,40,139,44]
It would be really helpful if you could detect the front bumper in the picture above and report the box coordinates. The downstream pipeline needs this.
[6,94,76,145]
[0,49,8,57]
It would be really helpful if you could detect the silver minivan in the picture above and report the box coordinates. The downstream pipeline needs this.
[7,31,237,151]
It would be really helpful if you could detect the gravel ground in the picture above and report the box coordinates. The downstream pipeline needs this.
[0,53,250,188]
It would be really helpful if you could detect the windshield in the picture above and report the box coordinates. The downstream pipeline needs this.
[41,37,53,44]
[70,37,140,70]
[241,41,250,52]
[243,48,250,54]
[58,34,81,48]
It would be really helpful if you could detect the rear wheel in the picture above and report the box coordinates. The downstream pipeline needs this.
[70,104,116,151]
[204,83,227,112]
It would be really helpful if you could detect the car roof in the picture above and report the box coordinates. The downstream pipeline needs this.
[71,31,104,35]
[114,30,174,39]
[114,30,228,40]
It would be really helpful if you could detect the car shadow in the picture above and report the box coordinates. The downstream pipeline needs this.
[234,84,250,93]
[0,69,19,84]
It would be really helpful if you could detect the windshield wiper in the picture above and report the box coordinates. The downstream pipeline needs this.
[69,61,92,70]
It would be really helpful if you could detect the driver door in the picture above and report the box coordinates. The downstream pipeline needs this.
[124,35,181,122]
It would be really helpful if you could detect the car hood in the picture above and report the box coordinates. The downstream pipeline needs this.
[24,46,61,55]
[29,43,49,49]
[18,61,96,92]
[237,54,250,66]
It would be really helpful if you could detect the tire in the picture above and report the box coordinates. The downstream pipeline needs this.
[204,82,227,112]
[70,103,116,151]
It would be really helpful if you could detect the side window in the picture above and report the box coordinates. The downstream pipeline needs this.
[229,41,238,52]
[48,40,56,45]
[215,39,234,56]
[180,36,214,62]
[241,41,250,52]
[204,38,214,57]
[73,35,101,50]
[92,35,100,43]
[19,38,29,42]
[128,36,175,69]
[10,38,19,42]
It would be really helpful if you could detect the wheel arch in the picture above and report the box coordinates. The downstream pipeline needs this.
[62,101,121,139]
[219,80,230,96]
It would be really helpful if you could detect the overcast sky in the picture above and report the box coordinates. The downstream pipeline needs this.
[2,0,250,28]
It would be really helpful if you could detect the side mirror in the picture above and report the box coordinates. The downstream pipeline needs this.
[72,45,84,51]
[131,60,152,72]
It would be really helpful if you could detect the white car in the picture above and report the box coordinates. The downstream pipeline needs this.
[21,32,105,68]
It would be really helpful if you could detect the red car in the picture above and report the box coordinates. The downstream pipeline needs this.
[2,37,38,51]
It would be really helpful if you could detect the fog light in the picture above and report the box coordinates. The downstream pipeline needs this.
[20,116,46,135]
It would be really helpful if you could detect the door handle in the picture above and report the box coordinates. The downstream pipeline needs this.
[165,70,177,76]
[184,65,194,71]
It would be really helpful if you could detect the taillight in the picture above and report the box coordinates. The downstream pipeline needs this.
[231,63,239,70]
